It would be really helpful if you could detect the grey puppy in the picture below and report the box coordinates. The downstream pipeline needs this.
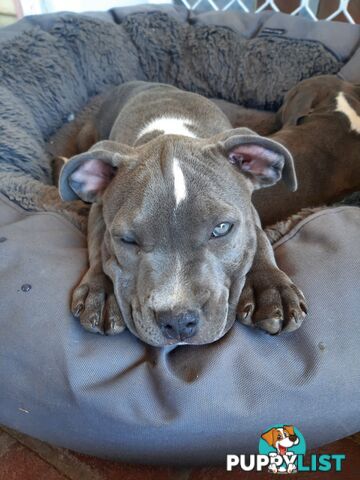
[59,81,307,346]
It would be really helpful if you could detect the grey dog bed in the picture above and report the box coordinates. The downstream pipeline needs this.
[0,4,360,465]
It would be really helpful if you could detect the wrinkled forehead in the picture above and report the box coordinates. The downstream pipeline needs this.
[104,152,242,245]
[105,141,249,232]
[104,139,250,241]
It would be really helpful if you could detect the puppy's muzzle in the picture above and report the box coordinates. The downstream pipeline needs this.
[156,310,199,341]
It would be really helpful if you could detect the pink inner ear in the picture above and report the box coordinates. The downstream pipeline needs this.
[229,144,283,182]
[71,159,115,194]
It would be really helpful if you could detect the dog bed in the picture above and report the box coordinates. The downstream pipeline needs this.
[0,5,359,465]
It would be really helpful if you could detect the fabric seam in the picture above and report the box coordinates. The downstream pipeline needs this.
[273,206,359,250]
[0,192,86,239]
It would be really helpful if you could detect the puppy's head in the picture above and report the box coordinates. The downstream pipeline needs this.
[278,74,360,127]
[261,426,299,452]
[59,129,296,346]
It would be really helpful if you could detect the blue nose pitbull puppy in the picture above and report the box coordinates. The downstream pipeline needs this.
[59,81,307,346]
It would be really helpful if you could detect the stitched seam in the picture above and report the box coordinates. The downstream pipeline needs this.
[273,207,358,250]
[0,192,86,239]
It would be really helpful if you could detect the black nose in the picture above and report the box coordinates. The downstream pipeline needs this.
[156,310,199,341]
[289,435,297,442]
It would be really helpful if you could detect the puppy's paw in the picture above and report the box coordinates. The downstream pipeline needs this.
[104,293,126,335]
[237,268,307,335]
[71,272,125,335]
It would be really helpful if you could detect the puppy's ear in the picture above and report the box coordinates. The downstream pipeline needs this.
[261,428,277,447]
[283,425,295,436]
[59,141,135,203]
[279,87,317,126]
[216,129,297,191]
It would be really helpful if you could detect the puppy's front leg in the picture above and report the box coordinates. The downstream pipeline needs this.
[237,213,307,334]
[71,202,125,335]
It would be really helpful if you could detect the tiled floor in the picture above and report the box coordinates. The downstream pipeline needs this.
[1,426,359,480]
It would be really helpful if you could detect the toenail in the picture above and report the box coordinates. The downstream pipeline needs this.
[300,302,308,314]
[75,304,84,316]
[243,305,252,319]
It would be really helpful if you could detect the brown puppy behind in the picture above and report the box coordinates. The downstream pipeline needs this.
[213,75,360,225]
[210,99,281,137]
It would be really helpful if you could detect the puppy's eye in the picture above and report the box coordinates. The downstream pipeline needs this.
[121,235,138,246]
[211,222,233,238]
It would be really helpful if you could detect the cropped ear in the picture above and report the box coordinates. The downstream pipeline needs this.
[218,130,297,191]
[59,140,135,203]
[279,87,317,126]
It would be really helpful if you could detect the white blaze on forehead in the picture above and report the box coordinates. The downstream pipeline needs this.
[138,116,196,139]
[335,91,360,134]
[171,255,184,303]
[172,158,187,207]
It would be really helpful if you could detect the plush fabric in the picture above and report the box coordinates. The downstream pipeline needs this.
[0,9,350,223]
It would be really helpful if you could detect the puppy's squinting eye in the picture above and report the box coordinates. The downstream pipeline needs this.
[211,222,233,238]
[121,235,138,246]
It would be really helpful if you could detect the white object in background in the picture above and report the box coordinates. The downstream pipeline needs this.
[20,0,45,15]
[20,0,168,16]
[179,0,355,24]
